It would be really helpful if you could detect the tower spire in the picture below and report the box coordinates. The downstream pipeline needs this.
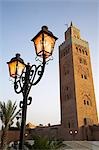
[70,21,73,27]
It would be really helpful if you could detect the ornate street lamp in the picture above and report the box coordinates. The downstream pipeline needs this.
[7,26,57,150]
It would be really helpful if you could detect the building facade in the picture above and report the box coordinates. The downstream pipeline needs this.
[59,22,98,128]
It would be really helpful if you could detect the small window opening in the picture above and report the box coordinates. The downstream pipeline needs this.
[87,101,89,105]
[84,100,86,105]
[85,51,88,56]
[84,75,87,79]
[81,74,83,78]
[79,48,81,53]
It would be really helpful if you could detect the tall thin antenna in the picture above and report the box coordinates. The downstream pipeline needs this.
[65,24,68,29]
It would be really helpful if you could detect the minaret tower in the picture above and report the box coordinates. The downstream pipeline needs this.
[59,22,98,128]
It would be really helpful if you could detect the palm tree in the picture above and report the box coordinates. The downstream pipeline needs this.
[0,100,21,150]
[25,136,65,150]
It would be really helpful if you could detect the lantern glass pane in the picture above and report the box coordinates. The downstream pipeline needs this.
[44,33,55,55]
[34,33,56,59]
[8,61,17,78]
[8,61,25,78]
[34,34,42,55]
[17,61,25,76]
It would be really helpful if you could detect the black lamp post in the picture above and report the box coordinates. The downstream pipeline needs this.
[7,26,58,150]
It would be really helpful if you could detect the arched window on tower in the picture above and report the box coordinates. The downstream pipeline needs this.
[85,50,88,56]
[82,49,84,54]
[84,100,86,105]
[79,48,81,53]
[76,47,78,52]
[84,75,87,79]
[83,94,92,106]
[87,100,89,105]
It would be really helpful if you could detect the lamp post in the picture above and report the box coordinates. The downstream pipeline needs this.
[7,26,58,150]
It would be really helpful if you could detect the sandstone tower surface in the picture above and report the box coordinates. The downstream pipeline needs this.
[59,22,98,128]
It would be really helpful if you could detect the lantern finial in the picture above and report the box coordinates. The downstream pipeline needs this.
[42,26,48,31]
[16,53,21,58]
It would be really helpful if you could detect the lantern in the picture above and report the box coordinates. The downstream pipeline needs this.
[7,53,25,78]
[31,26,58,59]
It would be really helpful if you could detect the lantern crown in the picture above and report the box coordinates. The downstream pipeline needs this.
[31,26,57,42]
[8,53,25,64]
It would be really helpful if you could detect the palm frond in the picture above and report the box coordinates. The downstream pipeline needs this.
[0,100,21,150]
[11,109,21,122]
[9,101,17,119]
[0,102,6,123]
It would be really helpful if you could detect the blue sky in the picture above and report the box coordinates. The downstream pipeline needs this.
[0,0,99,127]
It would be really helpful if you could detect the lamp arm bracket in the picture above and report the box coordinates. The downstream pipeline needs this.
[19,101,23,108]
[14,76,23,94]
[23,61,45,97]
[27,96,32,105]
[29,62,45,86]
[14,68,28,94]
[14,54,46,95]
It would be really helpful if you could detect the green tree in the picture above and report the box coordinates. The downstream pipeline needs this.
[0,100,21,150]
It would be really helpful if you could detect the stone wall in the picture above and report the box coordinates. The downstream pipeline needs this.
[27,125,99,141]
[0,125,99,144]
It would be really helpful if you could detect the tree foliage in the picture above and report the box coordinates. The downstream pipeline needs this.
[25,136,65,150]
[0,100,21,150]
